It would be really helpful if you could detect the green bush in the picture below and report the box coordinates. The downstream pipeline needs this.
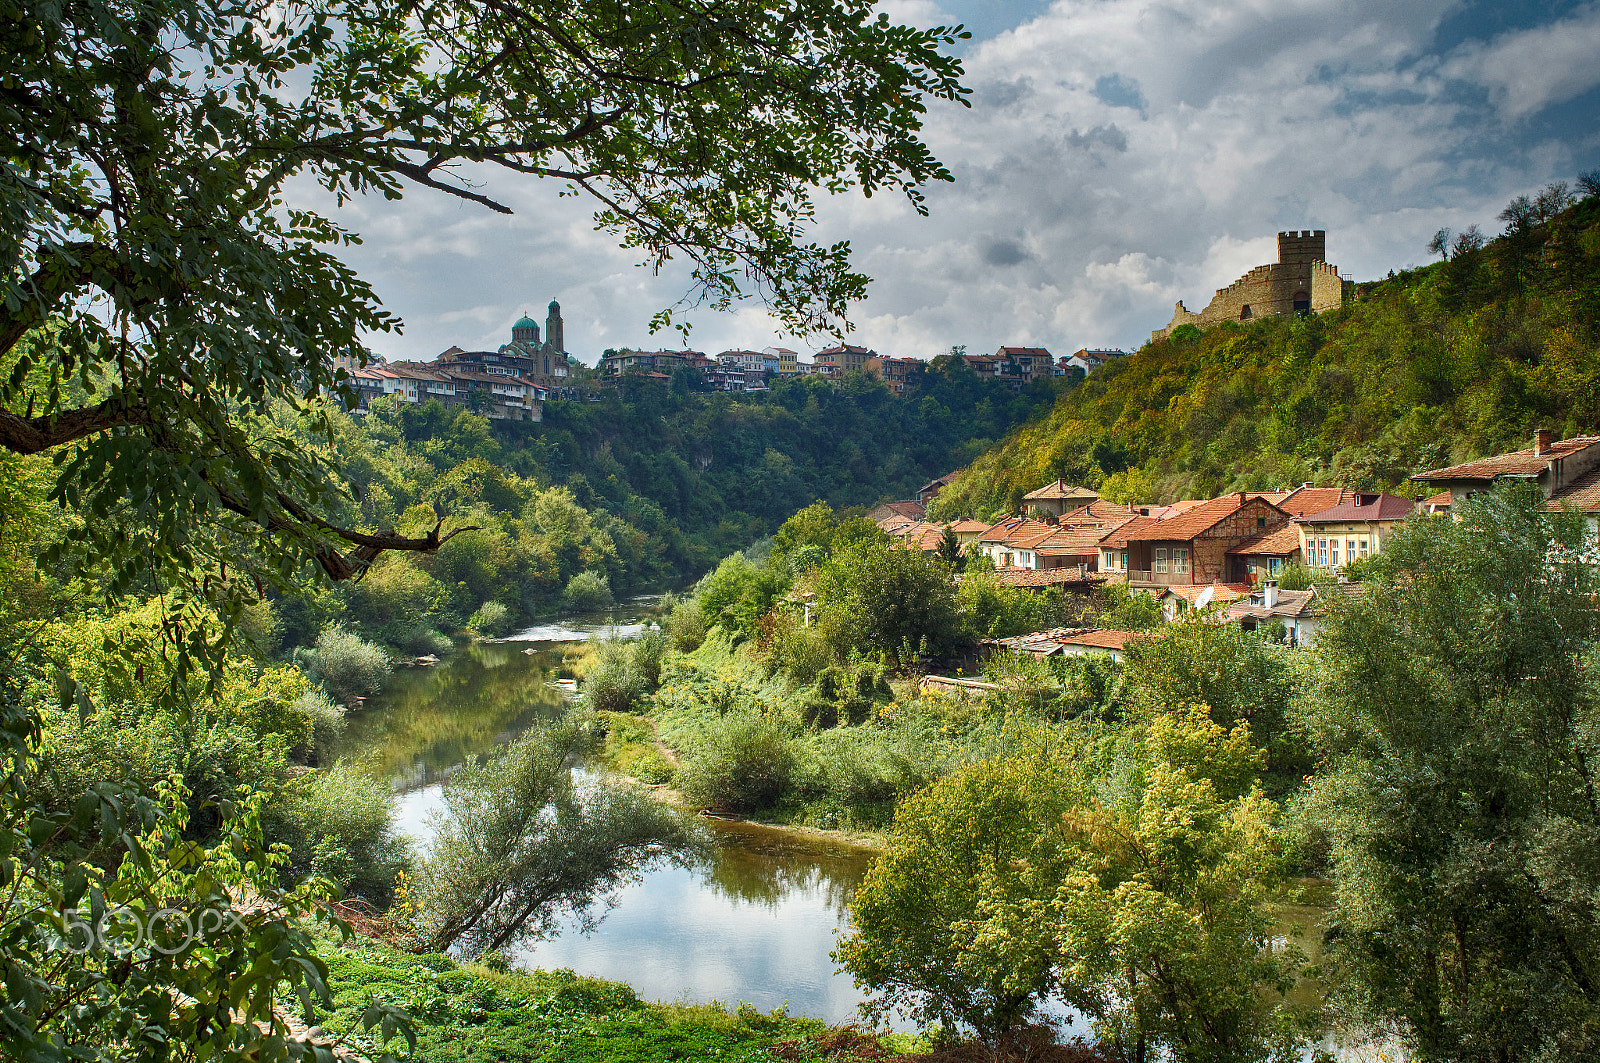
[676,713,797,812]
[664,595,707,652]
[563,570,614,612]
[466,600,513,637]
[307,625,392,704]
[292,688,346,765]
[266,763,412,903]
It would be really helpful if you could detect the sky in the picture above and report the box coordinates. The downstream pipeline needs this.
[304,0,1600,367]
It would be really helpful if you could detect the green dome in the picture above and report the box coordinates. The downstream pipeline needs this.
[547,299,560,309]
[514,314,538,329]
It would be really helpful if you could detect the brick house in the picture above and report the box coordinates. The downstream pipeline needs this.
[1119,493,1292,592]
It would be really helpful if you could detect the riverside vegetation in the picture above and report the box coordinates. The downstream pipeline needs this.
[586,485,1600,1062]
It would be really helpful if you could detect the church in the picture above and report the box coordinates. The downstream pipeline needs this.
[430,300,572,389]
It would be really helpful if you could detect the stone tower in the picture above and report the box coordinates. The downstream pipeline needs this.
[545,300,564,353]
[512,313,540,346]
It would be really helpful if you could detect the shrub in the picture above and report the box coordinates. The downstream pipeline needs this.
[397,624,454,657]
[466,600,513,637]
[675,713,796,812]
[308,625,392,704]
[563,570,614,612]
[266,763,412,903]
[664,595,707,652]
[292,688,346,765]
[581,639,648,714]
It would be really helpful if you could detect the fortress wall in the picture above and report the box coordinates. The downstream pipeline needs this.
[1310,260,1347,312]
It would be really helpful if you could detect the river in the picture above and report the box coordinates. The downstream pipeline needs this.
[332,603,1361,1053]
[331,600,882,1024]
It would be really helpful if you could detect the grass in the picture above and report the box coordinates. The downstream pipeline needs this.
[317,938,901,1063]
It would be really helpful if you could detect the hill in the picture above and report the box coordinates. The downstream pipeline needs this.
[931,181,1600,520]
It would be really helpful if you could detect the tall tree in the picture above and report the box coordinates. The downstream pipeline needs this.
[1301,485,1600,1061]
[0,1,967,1056]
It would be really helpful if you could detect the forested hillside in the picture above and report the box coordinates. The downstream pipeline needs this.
[932,180,1600,520]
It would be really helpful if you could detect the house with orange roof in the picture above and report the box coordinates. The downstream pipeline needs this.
[1022,479,1100,517]
[988,626,1143,662]
[976,517,1055,568]
[947,518,991,547]
[1120,492,1293,592]
[1227,524,1303,583]
[1154,582,1253,622]
[1414,430,1600,505]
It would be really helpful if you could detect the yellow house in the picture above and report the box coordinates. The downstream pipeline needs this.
[1295,492,1416,570]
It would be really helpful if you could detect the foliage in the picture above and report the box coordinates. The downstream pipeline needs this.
[932,184,1600,516]
[563,570,615,613]
[1055,709,1311,1063]
[318,940,837,1063]
[305,625,393,705]
[465,600,512,637]
[417,719,695,956]
[674,712,800,813]
[267,763,412,904]
[0,690,407,1061]
[579,633,666,715]
[837,735,1088,1039]
[814,537,963,663]
[1300,485,1600,1060]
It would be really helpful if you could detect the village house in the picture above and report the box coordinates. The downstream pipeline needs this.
[918,471,960,506]
[1415,430,1600,529]
[1295,492,1416,570]
[1226,581,1322,645]
[1153,582,1252,622]
[1022,480,1101,517]
[816,344,877,375]
[1119,492,1293,592]
[1226,524,1302,583]
[988,627,1142,663]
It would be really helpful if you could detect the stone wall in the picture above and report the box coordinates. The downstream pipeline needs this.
[1152,231,1347,343]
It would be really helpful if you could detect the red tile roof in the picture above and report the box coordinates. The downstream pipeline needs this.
[1099,514,1161,548]
[1023,479,1100,502]
[1276,486,1350,517]
[1059,500,1144,525]
[980,517,1053,543]
[879,500,927,521]
[1298,492,1417,523]
[1227,524,1303,556]
[1547,467,1600,514]
[948,519,991,534]
[1123,494,1282,543]
[1415,436,1600,481]
[990,567,1104,588]
[1159,582,1252,605]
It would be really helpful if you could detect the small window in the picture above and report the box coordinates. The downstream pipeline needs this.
[1174,548,1190,575]
[1155,548,1168,573]
[1359,539,1369,556]
[1257,517,1266,530]
[1240,304,1252,320]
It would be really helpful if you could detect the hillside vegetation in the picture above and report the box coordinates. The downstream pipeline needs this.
[932,181,1600,519]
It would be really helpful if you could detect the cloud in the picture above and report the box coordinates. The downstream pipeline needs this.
[294,0,1600,364]
[1440,3,1600,119]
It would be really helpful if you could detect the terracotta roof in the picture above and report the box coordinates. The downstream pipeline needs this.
[1032,527,1104,555]
[990,567,1105,588]
[1059,629,1140,650]
[948,519,991,534]
[878,500,927,521]
[1298,492,1417,523]
[996,346,1054,359]
[1246,490,1293,504]
[1123,494,1283,543]
[1547,467,1600,514]
[1415,436,1600,481]
[1059,500,1143,525]
[1024,479,1100,502]
[1227,524,1303,556]
[980,517,1053,543]
[1276,486,1350,518]
[1424,490,1452,511]
[1159,583,1252,605]
[1228,588,1319,622]
[1099,514,1161,548]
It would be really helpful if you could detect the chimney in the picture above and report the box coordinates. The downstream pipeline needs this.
[1263,579,1279,609]
[1535,429,1555,455]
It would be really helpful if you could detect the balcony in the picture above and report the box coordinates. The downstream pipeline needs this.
[1127,568,1193,587]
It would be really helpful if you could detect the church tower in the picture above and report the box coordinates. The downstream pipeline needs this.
[512,313,539,346]
[545,300,564,353]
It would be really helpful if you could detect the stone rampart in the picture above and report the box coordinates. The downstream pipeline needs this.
[1151,230,1345,343]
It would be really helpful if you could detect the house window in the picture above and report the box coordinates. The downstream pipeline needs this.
[1359,539,1370,556]
[1347,539,1357,560]
[1173,547,1190,574]
[1257,517,1266,530]
[1316,539,1327,566]
[1330,541,1340,567]
[1267,557,1282,576]
[1155,548,1168,573]
[1121,551,1128,570]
